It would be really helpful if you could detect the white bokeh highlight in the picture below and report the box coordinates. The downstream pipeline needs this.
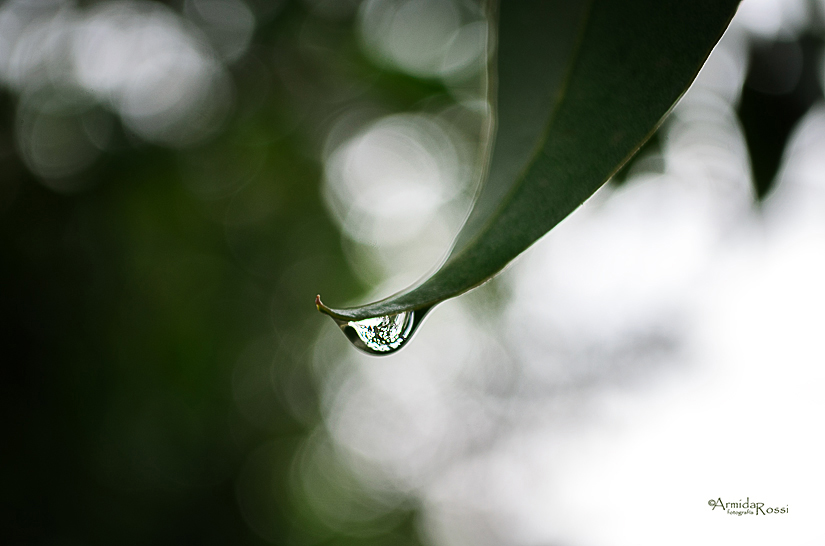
[358,0,486,79]
[322,110,480,292]
[0,0,243,182]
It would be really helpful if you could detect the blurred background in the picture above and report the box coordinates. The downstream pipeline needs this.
[2,0,825,544]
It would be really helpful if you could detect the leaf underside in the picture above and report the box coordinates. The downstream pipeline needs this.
[318,0,741,322]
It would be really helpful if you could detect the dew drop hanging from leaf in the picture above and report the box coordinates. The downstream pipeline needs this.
[316,296,431,355]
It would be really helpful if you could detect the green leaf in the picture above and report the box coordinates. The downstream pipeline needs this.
[317,0,741,343]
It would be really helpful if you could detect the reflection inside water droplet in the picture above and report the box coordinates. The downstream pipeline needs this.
[324,307,430,355]
[345,312,413,353]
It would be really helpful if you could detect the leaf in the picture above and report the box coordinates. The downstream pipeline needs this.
[318,0,741,333]
[738,35,823,200]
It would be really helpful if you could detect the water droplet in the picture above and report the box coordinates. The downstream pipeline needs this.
[316,296,431,355]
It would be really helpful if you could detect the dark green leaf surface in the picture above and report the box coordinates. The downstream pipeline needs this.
[318,0,741,322]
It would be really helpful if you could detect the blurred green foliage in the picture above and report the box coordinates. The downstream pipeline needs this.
[0,1,447,543]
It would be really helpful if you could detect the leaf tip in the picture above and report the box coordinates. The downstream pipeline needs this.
[315,294,334,317]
